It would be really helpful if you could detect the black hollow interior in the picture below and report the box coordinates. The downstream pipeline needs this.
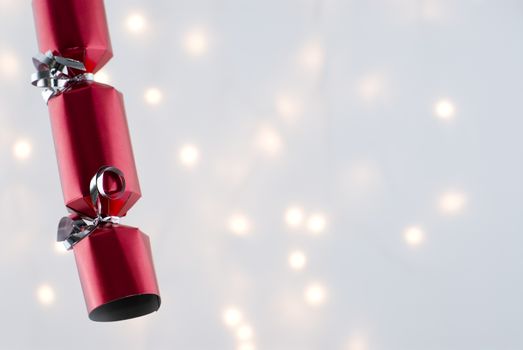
[89,294,161,322]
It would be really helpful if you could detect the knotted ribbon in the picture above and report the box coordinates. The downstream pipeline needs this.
[31,51,94,103]
[57,166,126,250]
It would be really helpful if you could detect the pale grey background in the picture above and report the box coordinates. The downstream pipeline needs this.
[0,0,522,349]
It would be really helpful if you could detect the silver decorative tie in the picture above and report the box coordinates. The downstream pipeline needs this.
[31,50,94,103]
[57,166,125,250]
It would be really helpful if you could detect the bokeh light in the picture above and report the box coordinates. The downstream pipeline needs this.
[0,0,18,11]
[357,73,385,102]
[223,307,243,327]
[276,94,302,123]
[255,125,283,156]
[298,39,324,73]
[434,99,455,120]
[94,69,111,84]
[0,50,19,79]
[288,250,307,270]
[304,283,326,306]
[284,206,304,228]
[439,191,466,214]
[236,325,254,341]
[12,138,32,161]
[306,213,327,234]
[126,13,146,33]
[183,28,209,57]
[346,332,369,350]
[404,226,424,247]
[228,214,251,236]
[54,242,67,254]
[144,87,163,105]
[238,343,255,350]
[36,284,55,306]
[179,144,200,167]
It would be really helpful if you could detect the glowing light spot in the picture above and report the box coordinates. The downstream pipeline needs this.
[346,333,369,350]
[299,39,324,73]
[238,343,255,350]
[439,191,466,214]
[12,139,32,161]
[421,0,444,21]
[237,325,254,341]
[126,13,146,33]
[0,51,19,79]
[304,283,326,306]
[358,73,385,101]
[94,70,111,84]
[434,99,455,120]
[179,144,200,167]
[404,226,424,246]
[36,284,55,306]
[256,126,283,156]
[0,0,17,11]
[228,214,250,236]
[223,307,243,327]
[144,87,163,105]
[285,206,304,228]
[342,161,382,194]
[183,28,208,56]
[306,213,327,234]
[276,95,302,123]
[54,242,67,254]
[288,250,307,270]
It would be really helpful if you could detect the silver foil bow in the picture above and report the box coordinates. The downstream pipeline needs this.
[31,51,94,103]
[57,166,125,250]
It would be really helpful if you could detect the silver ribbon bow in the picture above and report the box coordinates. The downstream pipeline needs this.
[57,166,126,250]
[31,51,94,103]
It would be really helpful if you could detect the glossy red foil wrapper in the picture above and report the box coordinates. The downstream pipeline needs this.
[32,0,112,73]
[73,224,161,322]
[48,82,141,218]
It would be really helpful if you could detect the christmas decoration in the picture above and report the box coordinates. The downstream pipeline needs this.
[31,0,160,322]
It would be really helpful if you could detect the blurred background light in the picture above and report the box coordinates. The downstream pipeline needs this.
[223,307,243,328]
[438,191,467,214]
[12,138,32,161]
[94,69,111,85]
[306,213,327,234]
[182,28,209,57]
[346,332,369,350]
[304,283,326,306]
[125,12,146,33]
[0,50,19,79]
[434,99,456,120]
[144,87,163,105]
[288,250,307,270]
[178,144,200,168]
[54,242,67,254]
[284,206,305,228]
[236,325,254,341]
[357,73,386,102]
[255,125,283,156]
[237,342,255,350]
[228,214,251,236]
[276,94,303,123]
[298,38,324,73]
[404,226,424,247]
[36,284,55,306]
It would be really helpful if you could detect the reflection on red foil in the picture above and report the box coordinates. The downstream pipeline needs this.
[48,82,141,218]
[32,0,112,73]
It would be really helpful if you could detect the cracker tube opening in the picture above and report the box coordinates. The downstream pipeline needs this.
[73,224,161,322]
